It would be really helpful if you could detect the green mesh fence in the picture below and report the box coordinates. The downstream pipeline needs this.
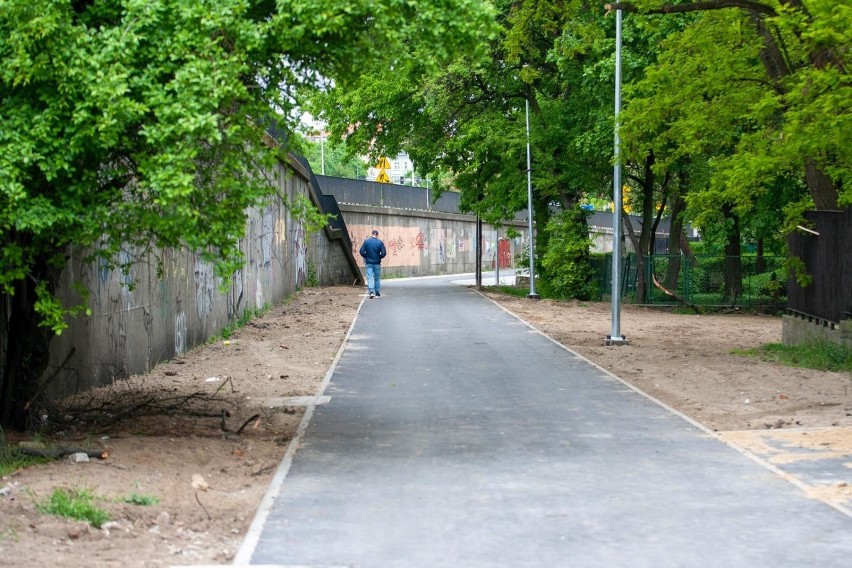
[591,254,787,308]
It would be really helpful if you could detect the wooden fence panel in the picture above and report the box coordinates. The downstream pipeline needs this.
[787,208,852,323]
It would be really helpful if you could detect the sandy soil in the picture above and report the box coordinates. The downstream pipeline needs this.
[1,285,850,566]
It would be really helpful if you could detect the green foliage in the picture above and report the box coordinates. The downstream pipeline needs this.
[122,492,159,506]
[538,209,596,300]
[0,1,499,426]
[734,341,852,373]
[297,134,368,180]
[621,0,849,226]
[287,194,332,234]
[785,255,813,288]
[0,0,496,329]
[35,488,110,528]
[32,281,92,335]
[306,260,319,288]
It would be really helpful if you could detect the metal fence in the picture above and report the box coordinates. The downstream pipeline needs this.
[315,175,463,214]
[591,254,787,308]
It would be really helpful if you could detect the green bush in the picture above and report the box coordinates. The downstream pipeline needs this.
[539,210,597,300]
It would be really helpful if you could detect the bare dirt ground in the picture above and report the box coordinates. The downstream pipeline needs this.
[1,284,850,567]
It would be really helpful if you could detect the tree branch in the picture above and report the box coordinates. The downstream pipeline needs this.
[604,1,777,17]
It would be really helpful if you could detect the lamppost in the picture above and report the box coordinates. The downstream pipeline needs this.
[320,133,325,175]
[525,98,539,300]
[607,8,628,345]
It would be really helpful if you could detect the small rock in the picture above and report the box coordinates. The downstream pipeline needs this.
[68,524,89,539]
[191,474,209,491]
[101,521,124,533]
[67,452,90,463]
[0,485,11,497]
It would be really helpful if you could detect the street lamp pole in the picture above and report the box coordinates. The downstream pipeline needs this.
[525,98,539,300]
[320,134,325,175]
[607,8,628,346]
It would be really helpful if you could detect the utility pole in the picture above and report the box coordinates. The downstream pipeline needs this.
[607,8,628,346]
[525,98,539,300]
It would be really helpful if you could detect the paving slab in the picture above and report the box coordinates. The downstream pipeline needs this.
[236,276,852,567]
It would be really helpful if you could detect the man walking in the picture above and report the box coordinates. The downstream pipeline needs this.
[359,230,387,299]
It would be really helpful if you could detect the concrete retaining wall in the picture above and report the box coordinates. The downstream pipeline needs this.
[782,314,852,349]
[339,204,529,278]
[45,155,357,397]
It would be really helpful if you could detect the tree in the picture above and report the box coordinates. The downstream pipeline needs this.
[609,0,850,211]
[0,0,497,429]
[311,0,622,297]
[297,135,369,180]
[618,3,847,301]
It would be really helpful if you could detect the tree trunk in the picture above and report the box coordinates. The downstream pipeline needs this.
[721,204,743,303]
[755,238,766,273]
[632,153,657,303]
[665,191,687,290]
[0,256,55,430]
[620,211,641,300]
[805,159,839,210]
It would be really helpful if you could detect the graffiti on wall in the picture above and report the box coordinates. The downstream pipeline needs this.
[293,222,308,287]
[261,205,275,267]
[255,276,264,308]
[194,258,216,320]
[496,238,511,268]
[174,311,187,356]
[413,232,426,251]
[229,268,244,318]
[349,225,483,269]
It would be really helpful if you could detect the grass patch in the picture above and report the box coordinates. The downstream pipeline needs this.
[122,492,159,506]
[733,341,852,372]
[487,285,538,298]
[0,432,53,477]
[211,305,269,342]
[35,488,111,528]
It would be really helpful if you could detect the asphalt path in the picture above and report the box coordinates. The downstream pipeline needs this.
[234,275,852,567]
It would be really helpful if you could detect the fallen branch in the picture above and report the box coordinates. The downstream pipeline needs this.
[219,410,261,434]
[236,414,261,435]
[19,445,109,460]
[194,491,211,520]
[652,273,703,315]
[60,389,237,427]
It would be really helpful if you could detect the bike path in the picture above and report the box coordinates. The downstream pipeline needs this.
[236,276,852,567]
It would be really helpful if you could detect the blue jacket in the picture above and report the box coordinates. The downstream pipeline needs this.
[359,236,387,265]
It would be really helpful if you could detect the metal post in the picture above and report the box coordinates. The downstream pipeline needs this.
[607,9,628,346]
[525,98,539,300]
[495,227,500,286]
[476,216,483,290]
